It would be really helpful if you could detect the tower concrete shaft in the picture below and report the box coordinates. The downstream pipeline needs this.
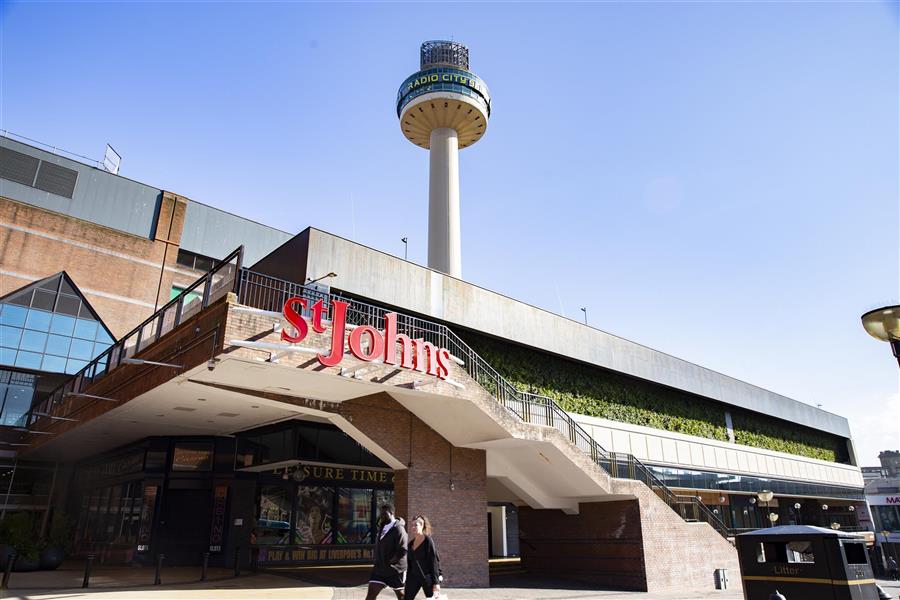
[397,40,491,279]
[428,128,461,277]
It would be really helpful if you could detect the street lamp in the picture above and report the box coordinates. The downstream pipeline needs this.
[401,237,408,260]
[758,490,775,527]
[580,307,587,325]
[861,305,900,367]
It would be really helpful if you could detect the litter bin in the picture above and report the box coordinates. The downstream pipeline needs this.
[736,525,879,600]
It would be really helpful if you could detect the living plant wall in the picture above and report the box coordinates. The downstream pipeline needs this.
[460,331,847,464]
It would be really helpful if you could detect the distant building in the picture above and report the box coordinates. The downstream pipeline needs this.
[879,450,900,477]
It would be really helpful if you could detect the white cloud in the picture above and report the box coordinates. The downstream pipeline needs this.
[847,391,900,466]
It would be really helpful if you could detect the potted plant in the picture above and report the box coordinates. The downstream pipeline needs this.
[7,512,39,572]
[39,512,71,570]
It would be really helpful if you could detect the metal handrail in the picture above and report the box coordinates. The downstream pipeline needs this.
[24,246,244,427]
[235,270,734,540]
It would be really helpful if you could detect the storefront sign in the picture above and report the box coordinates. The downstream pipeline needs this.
[256,544,373,564]
[281,298,453,380]
[209,485,228,552]
[297,464,394,486]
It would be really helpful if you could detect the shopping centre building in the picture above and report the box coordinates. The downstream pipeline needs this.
[0,42,867,593]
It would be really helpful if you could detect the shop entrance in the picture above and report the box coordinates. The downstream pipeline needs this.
[156,487,212,565]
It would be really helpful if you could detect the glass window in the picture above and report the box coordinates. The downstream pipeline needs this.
[69,338,95,360]
[93,342,111,357]
[256,485,293,545]
[172,443,214,471]
[45,334,71,357]
[74,319,98,341]
[41,354,67,372]
[49,314,76,336]
[55,294,81,316]
[15,350,42,370]
[95,329,114,343]
[0,326,22,348]
[31,289,56,311]
[336,488,372,544]
[0,381,34,426]
[0,347,15,366]
[296,486,334,544]
[65,358,88,374]
[19,330,47,353]
[0,306,27,327]
[24,309,52,332]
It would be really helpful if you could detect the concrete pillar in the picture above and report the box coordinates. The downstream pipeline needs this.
[428,127,461,278]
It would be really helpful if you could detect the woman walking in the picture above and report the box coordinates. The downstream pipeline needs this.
[404,515,443,599]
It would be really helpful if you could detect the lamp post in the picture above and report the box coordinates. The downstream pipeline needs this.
[580,307,587,325]
[861,305,900,367]
[401,237,408,260]
[758,490,775,527]
[794,502,802,525]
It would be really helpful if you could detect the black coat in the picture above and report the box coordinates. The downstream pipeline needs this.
[408,535,442,584]
[374,521,408,573]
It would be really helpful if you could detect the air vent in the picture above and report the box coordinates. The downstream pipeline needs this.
[34,161,78,199]
[0,147,40,186]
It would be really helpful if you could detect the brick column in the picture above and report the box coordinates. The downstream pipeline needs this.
[343,393,489,587]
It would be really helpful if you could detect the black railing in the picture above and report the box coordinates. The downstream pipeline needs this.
[235,270,734,541]
[24,247,244,428]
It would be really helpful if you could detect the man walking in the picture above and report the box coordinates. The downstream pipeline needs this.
[365,504,408,599]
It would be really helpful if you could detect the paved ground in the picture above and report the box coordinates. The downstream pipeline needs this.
[2,562,898,600]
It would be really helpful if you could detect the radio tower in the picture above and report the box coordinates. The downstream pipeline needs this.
[397,41,491,278]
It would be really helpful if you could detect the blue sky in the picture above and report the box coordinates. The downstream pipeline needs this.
[2,1,898,464]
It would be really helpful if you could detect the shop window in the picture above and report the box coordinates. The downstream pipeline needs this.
[0,370,36,426]
[257,485,292,545]
[336,488,373,544]
[171,443,214,471]
[296,486,334,544]
[842,542,867,565]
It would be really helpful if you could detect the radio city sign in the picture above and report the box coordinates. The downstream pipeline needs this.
[281,297,454,380]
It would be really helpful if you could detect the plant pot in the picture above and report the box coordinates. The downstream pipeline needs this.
[12,554,40,572]
[39,547,65,570]
[0,545,13,571]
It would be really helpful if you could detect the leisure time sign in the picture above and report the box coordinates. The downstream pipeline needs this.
[280,297,454,380]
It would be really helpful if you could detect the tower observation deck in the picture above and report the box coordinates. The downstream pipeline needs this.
[397,41,491,278]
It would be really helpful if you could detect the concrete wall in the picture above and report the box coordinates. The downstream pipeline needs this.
[1,136,162,239]
[302,228,852,440]
[573,413,864,489]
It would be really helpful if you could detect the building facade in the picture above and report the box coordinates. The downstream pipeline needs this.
[1,133,866,592]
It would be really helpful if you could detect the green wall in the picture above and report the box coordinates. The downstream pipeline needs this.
[460,331,847,463]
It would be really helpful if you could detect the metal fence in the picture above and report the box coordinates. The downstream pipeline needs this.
[24,247,244,429]
[235,270,734,541]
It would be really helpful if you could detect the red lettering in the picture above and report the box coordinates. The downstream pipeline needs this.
[349,325,385,361]
[436,347,452,380]
[281,297,308,343]
[412,339,439,376]
[310,299,327,333]
[383,312,416,369]
[318,300,348,367]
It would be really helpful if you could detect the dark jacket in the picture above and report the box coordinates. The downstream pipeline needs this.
[408,535,442,584]
[374,520,408,573]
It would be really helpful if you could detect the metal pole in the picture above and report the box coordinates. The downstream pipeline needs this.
[82,554,94,588]
[233,546,241,577]
[154,553,165,585]
[39,462,59,538]
[201,552,209,581]
[1,459,18,522]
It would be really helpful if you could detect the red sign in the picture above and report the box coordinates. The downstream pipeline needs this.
[281,298,453,380]
[209,484,228,552]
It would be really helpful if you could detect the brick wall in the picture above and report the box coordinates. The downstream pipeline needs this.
[519,500,647,590]
[0,194,188,336]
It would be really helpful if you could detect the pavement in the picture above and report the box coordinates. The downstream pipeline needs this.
[1,562,898,600]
